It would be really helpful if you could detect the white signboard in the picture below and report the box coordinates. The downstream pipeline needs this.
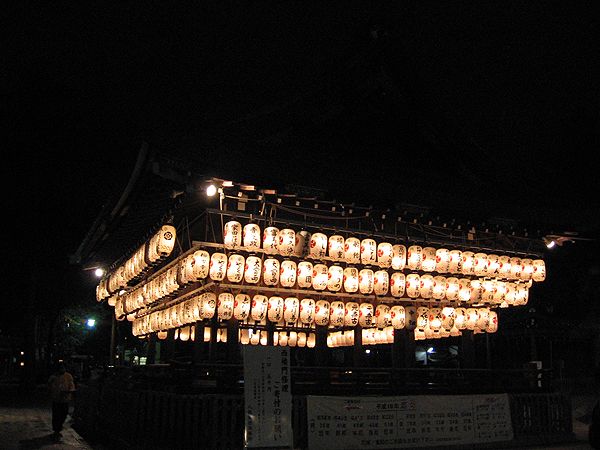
[244,346,293,448]
[307,394,513,449]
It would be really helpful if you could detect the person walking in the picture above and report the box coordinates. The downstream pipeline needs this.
[47,362,76,438]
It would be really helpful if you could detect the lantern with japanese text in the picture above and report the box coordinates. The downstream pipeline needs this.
[360,238,377,265]
[373,270,389,296]
[391,244,407,270]
[223,221,242,248]
[209,253,227,281]
[344,237,361,263]
[343,267,359,293]
[435,248,451,273]
[329,301,345,327]
[487,254,499,276]
[243,223,261,251]
[486,311,498,333]
[234,294,251,320]
[294,230,311,257]
[532,259,546,282]
[419,274,434,299]
[267,296,284,322]
[405,306,417,330]
[226,254,245,283]
[416,307,429,332]
[328,234,345,259]
[262,226,279,255]
[280,260,297,288]
[263,258,280,286]
[375,304,391,329]
[407,245,423,270]
[309,232,328,258]
[432,276,447,300]
[344,302,360,327]
[250,295,268,322]
[244,256,262,284]
[284,297,299,323]
[448,250,462,273]
[297,261,313,288]
[406,274,420,298]
[390,305,406,329]
[299,298,315,324]
[277,228,296,256]
[327,265,344,292]
[421,247,437,272]
[497,255,511,278]
[520,258,534,281]
[358,303,374,327]
[390,272,406,297]
[358,268,374,294]
[461,251,475,275]
[200,293,217,319]
[458,278,471,302]
[312,264,329,291]
[509,257,522,279]
[315,300,331,326]
[377,242,393,268]
[217,293,234,321]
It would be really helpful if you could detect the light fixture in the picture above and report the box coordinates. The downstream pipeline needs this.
[544,237,556,248]
[206,184,218,197]
[94,268,105,277]
[86,318,96,328]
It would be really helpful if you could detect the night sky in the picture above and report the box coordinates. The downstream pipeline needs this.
[6,3,600,333]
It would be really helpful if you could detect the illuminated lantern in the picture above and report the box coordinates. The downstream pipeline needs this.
[283,297,299,323]
[509,257,522,279]
[358,268,374,294]
[407,245,423,270]
[390,272,406,297]
[498,255,511,278]
[309,232,328,258]
[329,301,345,327]
[449,250,462,273]
[328,234,345,259]
[390,305,406,329]
[486,311,498,333]
[424,325,435,339]
[441,307,455,330]
[391,244,407,270]
[294,230,311,257]
[476,308,490,330]
[344,237,361,264]
[263,226,280,255]
[250,295,268,321]
[297,332,307,348]
[190,250,210,281]
[373,270,389,296]
[481,279,495,303]
[385,327,394,343]
[233,294,251,320]
[454,307,467,330]
[493,281,507,304]
[312,264,328,290]
[473,253,488,276]
[268,296,284,322]
[416,307,429,331]
[178,257,191,287]
[428,308,443,332]
[249,330,259,346]
[278,332,287,347]
[421,247,437,272]
[435,248,450,273]
[243,223,261,251]
[217,293,234,321]
[487,254,500,276]
[520,258,534,281]
[504,282,517,305]
[263,258,280,286]
[532,259,546,282]
[343,267,359,293]
[277,228,296,256]
[315,300,331,326]
[405,306,417,330]
[204,327,212,343]
[515,283,529,305]
[360,238,377,265]
[377,242,393,268]
[419,274,434,298]
[461,251,475,275]
[299,298,315,324]
[307,333,316,348]
[157,224,177,257]
[209,253,227,281]
[465,308,479,329]
[226,254,245,283]
[469,279,482,304]
[223,220,242,248]
[244,256,262,284]
[432,276,446,300]
[327,265,344,292]
[414,329,426,341]
[200,293,216,319]
[287,331,297,347]
[375,304,391,328]
[358,303,375,327]
[297,261,313,288]
[280,260,297,288]
[458,278,471,302]
[344,302,360,327]
[406,274,420,298]
[157,331,168,340]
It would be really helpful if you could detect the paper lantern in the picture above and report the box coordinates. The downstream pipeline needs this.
[244,256,262,284]
[297,261,313,288]
[515,283,529,305]
[390,272,406,297]
[532,259,546,282]
[223,221,242,248]
[344,302,360,327]
[461,251,475,275]
[373,270,389,296]
[414,329,426,341]
[358,268,374,294]
[267,296,284,322]
[200,293,216,319]
[390,305,406,329]
[250,330,260,345]
[441,307,455,330]
[307,333,316,348]
[458,278,471,302]
[509,257,522,279]
[421,247,437,272]
[486,311,498,333]
[284,297,299,323]
[312,264,329,290]
[360,238,377,265]
[243,223,261,251]
[493,281,507,304]
[287,331,297,347]
[343,267,359,293]
[297,332,307,348]
[377,242,393,268]
[226,254,245,283]
[481,279,495,303]
[416,307,429,331]
[473,253,488,276]
[217,293,234,321]
[262,258,280,286]
[448,250,462,273]
[294,230,311,257]
[358,303,375,327]
[465,308,479,329]
[277,332,287,347]
[391,245,407,270]
[299,298,315,324]
[487,254,500,276]
[432,276,446,300]
[497,255,512,278]
[157,331,168,340]
[520,258,534,281]
[344,237,361,264]
[407,245,423,270]
[375,304,391,328]
[233,294,251,320]
[209,252,227,281]
[504,282,517,305]
[404,306,417,330]
[315,300,331,326]
[428,308,443,331]
[177,257,191,287]
[251,295,268,321]
[363,328,376,345]
[435,248,451,273]
[405,274,420,298]
[327,265,344,292]
[454,307,467,330]
[476,308,490,330]
[157,225,177,257]
[469,279,482,304]
[328,235,345,259]
[263,226,280,255]
[309,232,328,258]
[204,327,212,343]
[188,250,210,281]
[277,228,296,256]
[280,260,297,288]
[329,301,345,327]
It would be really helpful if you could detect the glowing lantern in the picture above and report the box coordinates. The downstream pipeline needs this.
[329,301,345,327]
[157,224,177,257]
[458,278,471,302]
[486,311,498,333]
[504,282,517,305]
[532,259,546,282]
[287,331,297,347]
[217,293,234,321]
[428,308,443,332]
[497,255,511,278]
[243,223,261,251]
[299,298,315,324]
[343,267,359,293]
[448,250,462,273]
[493,281,507,304]
[405,306,417,330]
[390,306,405,329]
[226,254,245,283]
[223,221,242,248]
[267,296,284,322]
[209,253,227,281]
[189,250,210,281]
[244,256,262,284]
[419,274,434,298]
[391,245,407,270]
[328,235,345,259]
[284,297,299,323]
[157,331,168,340]
[435,248,451,273]
[385,327,394,343]
[461,251,475,275]
[327,265,344,292]
[307,333,316,348]
[515,283,529,305]
[377,242,393,268]
[487,254,500,276]
[233,294,251,320]
[344,237,361,264]
[280,260,297,288]
[263,226,279,255]
[510,257,522,279]
[476,308,490,330]
[360,238,377,265]
[277,228,296,256]
[473,253,488,276]
[406,274,420,298]
[250,295,268,322]
[414,329,426,340]
[294,230,311,257]
[520,258,534,281]
[204,327,212,343]
[297,261,313,288]
[309,233,328,258]
[373,270,389,296]
[441,307,455,330]
[358,303,375,327]
[278,332,287,347]
[390,272,406,297]
[481,279,495,303]
[344,302,360,327]
[262,258,280,286]
[375,304,391,328]
[421,247,437,272]
[469,279,482,304]
[315,300,331,326]
[465,308,479,329]
[358,268,374,294]
[416,307,429,331]
[454,307,467,330]
[200,293,216,319]
[297,332,307,348]
[432,276,447,300]
[312,264,329,290]
[407,245,423,270]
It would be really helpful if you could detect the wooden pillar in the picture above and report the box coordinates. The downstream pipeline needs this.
[353,326,363,368]
[460,330,475,369]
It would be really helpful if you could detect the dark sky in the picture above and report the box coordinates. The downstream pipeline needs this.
[8,3,600,287]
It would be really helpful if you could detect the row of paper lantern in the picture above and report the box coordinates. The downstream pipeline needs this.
[222,221,546,282]
[96,225,177,301]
